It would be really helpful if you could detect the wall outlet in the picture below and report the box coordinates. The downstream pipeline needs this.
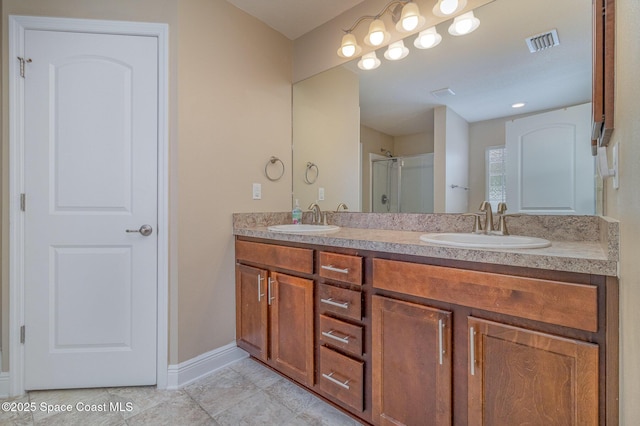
[252,183,261,200]
[318,187,325,201]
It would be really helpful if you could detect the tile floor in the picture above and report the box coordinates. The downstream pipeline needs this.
[0,357,363,426]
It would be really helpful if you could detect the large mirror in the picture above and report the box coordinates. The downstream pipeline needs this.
[292,0,600,215]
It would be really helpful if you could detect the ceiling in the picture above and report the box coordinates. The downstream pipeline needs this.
[227,0,591,137]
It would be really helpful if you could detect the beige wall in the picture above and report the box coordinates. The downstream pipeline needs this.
[393,132,433,157]
[293,66,360,212]
[605,0,640,423]
[1,0,292,370]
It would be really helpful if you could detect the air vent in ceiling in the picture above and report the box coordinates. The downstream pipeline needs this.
[431,87,456,99]
[526,29,560,53]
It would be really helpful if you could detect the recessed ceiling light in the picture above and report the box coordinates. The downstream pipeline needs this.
[512,102,526,108]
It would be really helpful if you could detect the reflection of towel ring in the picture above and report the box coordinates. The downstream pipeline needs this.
[304,162,319,184]
[265,156,285,181]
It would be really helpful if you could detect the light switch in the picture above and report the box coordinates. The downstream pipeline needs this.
[318,187,325,201]
[252,183,262,200]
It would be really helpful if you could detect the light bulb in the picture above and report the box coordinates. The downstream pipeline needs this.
[341,45,356,57]
[337,33,361,58]
[362,57,377,69]
[414,27,442,49]
[455,17,473,34]
[384,41,409,61]
[440,0,458,15]
[358,51,381,70]
[366,19,389,47]
[448,12,480,36]
[396,3,425,33]
[402,15,419,32]
[369,31,384,46]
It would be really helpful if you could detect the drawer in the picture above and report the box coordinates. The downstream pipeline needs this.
[319,252,362,286]
[373,258,598,332]
[318,283,362,321]
[319,346,364,412]
[235,240,313,274]
[319,314,363,357]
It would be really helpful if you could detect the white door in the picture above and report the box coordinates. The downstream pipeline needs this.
[23,29,158,389]
[505,103,595,215]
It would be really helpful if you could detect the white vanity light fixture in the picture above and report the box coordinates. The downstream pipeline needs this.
[337,33,362,58]
[384,40,410,61]
[433,0,468,17]
[512,102,526,108]
[365,18,391,47]
[358,51,382,70]
[396,2,426,33]
[448,11,480,36]
[414,26,442,49]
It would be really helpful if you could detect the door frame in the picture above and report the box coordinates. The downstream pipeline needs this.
[8,15,169,396]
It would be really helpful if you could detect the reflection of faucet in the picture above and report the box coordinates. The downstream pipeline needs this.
[308,202,322,224]
[479,201,495,233]
[335,203,349,212]
[495,202,509,235]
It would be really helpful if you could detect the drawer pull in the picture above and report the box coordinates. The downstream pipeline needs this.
[321,264,350,274]
[267,277,276,305]
[469,326,476,376]
[320,297,350,309]
[322,372,350,390]
[257,274,265,302]
[322,329,350,344]
[438,319,445,366]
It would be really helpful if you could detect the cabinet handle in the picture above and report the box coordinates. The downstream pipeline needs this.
[267,277,276,305]
[320,297,349,309]
[321,264,349,274]
[438,319,445,366]
[469,326,476,376]
[321,329,350,344]
[257,275,265,302]
[321,372,350,390]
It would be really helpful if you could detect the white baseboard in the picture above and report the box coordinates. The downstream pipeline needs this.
[166,342,248,390]
[0,372,10,399]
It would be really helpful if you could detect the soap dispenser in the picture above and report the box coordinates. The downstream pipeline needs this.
[292,199,302,224]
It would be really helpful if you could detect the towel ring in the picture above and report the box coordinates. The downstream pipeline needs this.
[304,162,319,184]
[265,156,285,181]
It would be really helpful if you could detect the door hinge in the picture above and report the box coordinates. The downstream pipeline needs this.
[17,57,32,78]
[20,325,25,344]
[20,193,26,212]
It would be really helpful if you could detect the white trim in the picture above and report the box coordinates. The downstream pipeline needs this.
[166,344,248,390]
[8,15,170,396]
[0,372,9,398]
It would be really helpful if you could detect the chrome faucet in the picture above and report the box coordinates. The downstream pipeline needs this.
[308,202,322,224]
[479,201,495,233]
[335,203,349,212]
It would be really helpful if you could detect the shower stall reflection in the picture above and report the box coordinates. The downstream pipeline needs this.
[371,153,434,213]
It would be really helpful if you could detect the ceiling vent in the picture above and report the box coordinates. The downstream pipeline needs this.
[526,29,560,53]
[431,87,456,99]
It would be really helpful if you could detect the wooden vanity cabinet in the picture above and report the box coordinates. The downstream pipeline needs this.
[372,296,452,426]
[235,241,315,386]
[372,258,613,426]
[467,317,599,426]
[235,238,616,425]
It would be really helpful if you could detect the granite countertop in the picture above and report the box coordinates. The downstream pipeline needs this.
[233,212,619,277]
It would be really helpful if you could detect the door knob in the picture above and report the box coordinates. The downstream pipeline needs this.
[126,224,153,236]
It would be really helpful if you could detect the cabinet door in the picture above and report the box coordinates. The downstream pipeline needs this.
[468,317,598,426]
[372,296,452,426]
[270,272,314,386]
[235,264,268,362]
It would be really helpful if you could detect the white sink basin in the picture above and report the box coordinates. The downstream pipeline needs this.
[267,224,340,234]
[420,233,551,249]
